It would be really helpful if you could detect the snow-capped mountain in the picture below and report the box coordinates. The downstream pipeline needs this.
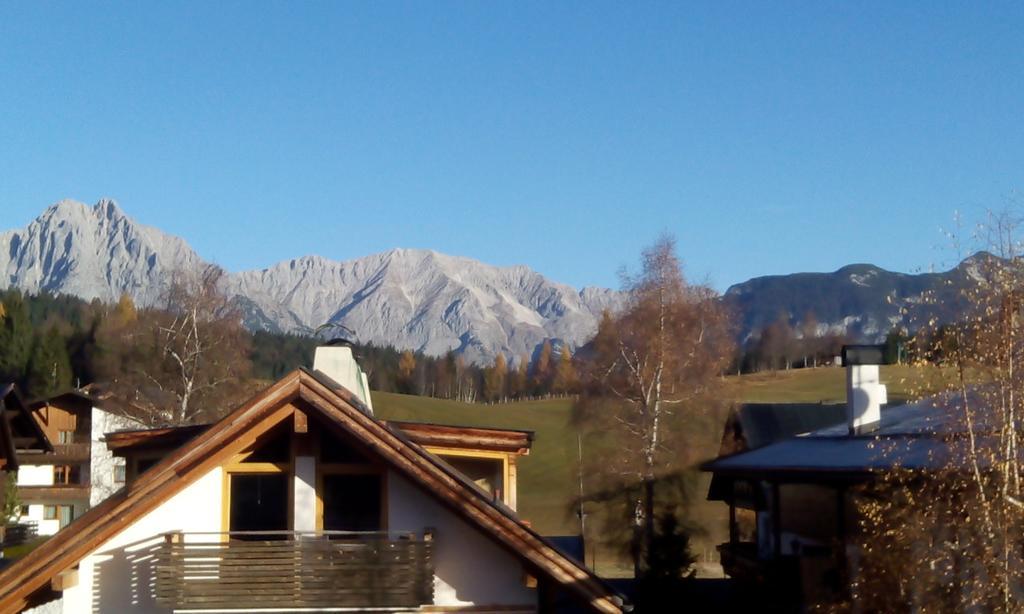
[0,200,619,364]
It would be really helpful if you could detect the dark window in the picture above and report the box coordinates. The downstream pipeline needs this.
[320,431,371,464]
[53,465,80,484]
[243,429,291,463]
[322,474,382,532]
[229,473,289,537]
[137,458,159,474]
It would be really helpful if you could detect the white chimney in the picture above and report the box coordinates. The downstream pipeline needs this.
[843,346,887,435]
[313,343,374,414]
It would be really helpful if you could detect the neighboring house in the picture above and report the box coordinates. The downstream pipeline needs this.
[702,346,962,608]
[0,344,626,613]
[14,391,147,534]
[0,384,52,547]
[16,392,94,534]
[706,402,848,551]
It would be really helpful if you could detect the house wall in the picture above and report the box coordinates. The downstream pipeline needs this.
[779,483,840,549]
[31,399,89,444]
[16,464,53,487]
[44,465,536,613]
[89,408,138,506]
[388,471,537,608]
[56,467,224,614]
[18,503,60,536]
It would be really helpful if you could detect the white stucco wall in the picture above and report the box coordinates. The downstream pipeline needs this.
[387,472,537,608]
[57,467,224,614]
[17,464,54,487]
[17,503,60,536]
[31,460,538,612]
[90,407,140,506]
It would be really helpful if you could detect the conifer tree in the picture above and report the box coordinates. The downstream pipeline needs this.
[26,326,73,398]
[0,293,33,384]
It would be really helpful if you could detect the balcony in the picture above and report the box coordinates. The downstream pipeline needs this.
[154,531,435,610]
[17,484,90,502]
[18,443,91,464]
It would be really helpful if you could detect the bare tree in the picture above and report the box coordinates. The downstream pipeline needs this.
[575,235,734,576]
[98,266,252,425]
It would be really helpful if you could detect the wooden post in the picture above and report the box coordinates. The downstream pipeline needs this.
[729,502,738,545]
[771,482,782,558]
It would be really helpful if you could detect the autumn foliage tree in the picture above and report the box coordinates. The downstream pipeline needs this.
[484,354,507,402]
[574,235,734,576]
[852,210,1024,611]
[552,345,578,395]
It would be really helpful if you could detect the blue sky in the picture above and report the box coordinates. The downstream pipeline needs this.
[2,2,1022,290]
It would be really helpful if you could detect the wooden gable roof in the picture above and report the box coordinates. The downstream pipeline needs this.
[0,385,21,471]
[0,384,51,466]
[385,420,534,455]
[0,369,625,613]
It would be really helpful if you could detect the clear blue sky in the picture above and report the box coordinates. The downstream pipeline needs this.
[2,2,1022,290]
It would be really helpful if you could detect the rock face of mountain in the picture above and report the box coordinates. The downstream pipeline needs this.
[0,199,205,304]
[723,257,989,343]
[0,198,993,361]
[0,200,619,364]
[228,250,621,363]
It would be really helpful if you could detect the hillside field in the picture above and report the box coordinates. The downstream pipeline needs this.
[371,364,955,574]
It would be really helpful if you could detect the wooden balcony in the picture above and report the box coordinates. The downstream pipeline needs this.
[154,531,434,610]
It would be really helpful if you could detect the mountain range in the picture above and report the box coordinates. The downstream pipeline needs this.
[0,199,986,362]
[0,200,619,364]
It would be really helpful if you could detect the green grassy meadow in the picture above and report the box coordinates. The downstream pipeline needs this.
[371,364,954,574]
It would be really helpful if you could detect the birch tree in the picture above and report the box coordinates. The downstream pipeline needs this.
[99,266,251,425]
[852,210,1024,611]
[575,235,734,576]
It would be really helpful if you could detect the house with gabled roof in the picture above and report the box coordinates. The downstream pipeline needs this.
[0,384,53,549]
[0,344,626,613]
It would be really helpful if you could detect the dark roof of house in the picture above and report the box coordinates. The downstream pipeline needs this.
[1,383,51,457]
[728,403,848,451]
[103,423,210,453]
[707,402,847,500]
[703,389,992,482]
[0,368,626,613]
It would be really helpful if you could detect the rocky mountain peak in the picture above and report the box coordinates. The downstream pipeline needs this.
[1,200,620,364]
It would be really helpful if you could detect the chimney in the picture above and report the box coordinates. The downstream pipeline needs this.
[313,340,374,414]
[842,345,887,435]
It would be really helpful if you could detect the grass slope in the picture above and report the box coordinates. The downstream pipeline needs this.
[372,365,951,540]
[373,365,956,576]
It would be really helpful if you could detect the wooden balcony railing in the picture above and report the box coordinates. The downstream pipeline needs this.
[0,522,37,547]
[154,531,434,610]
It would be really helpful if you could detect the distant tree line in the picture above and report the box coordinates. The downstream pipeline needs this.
[734,311,851,372]
[734,311,923,373]
[0,285,581,415]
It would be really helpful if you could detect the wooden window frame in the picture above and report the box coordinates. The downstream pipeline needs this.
[53,465,71,485]
[314,430,388,532]
[221,426,294,536]
[427,447,511,505]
